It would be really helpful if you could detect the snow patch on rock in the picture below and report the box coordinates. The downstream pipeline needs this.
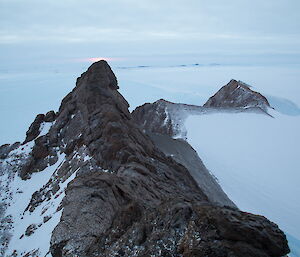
[0,141,81,257]
[39,122,53,137]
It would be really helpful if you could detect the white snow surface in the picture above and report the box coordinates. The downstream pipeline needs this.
[185,109,300,241]
[39,122,53,137]
[0,149,75,257]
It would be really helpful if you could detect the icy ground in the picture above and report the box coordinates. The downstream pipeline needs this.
[185,109,300,257]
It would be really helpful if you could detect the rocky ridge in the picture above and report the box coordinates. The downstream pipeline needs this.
[0,61,289,256]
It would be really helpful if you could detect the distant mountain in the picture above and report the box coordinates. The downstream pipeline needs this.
[203,79,271,112]
[132,82,270,140]
[0,61,289,256]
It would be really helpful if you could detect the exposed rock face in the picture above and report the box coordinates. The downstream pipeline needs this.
[0,61,289,256]
[24,113,45,143]
[49,61,209,256]
[132,99,177,137]
[86,201,289,257]
[132,99,211,139]
[0,142,20,159]
[203,79,271,111]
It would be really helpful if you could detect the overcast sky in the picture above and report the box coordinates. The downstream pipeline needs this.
[1,0,300,66]
[1,0,300,143]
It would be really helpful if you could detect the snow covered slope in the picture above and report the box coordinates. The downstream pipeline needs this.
[0,137,91,256]
[185,109,300,256]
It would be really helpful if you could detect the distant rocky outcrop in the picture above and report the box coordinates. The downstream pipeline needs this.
[203,79,271,111]
[132,99,186,138]
[132,80,271,139]
[0,61,289,257]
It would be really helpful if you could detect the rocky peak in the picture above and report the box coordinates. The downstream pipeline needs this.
[19,60,157,180]
[55,60,155,172]
[203,79,271,111]
[79,59,119,90]
[0,62,290,257]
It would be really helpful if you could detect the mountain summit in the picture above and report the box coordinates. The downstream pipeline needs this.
[0,61,289,257]
[203,79,271,111]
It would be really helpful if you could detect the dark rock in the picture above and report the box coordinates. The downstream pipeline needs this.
[203,79,271,111]
[0,142,20,159]
[44,111,56,122]
[87,201,289,257]
[43,216,51,223]
[24,114,45,143]
[25,224,37,236]
[132,99,175,137]
[32,143,49,160]
[19,135,56,179]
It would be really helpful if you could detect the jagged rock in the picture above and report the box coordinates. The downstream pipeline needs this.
[20,135,58,179]
[132,99,176,136]
[25,224,38,236]
[131,99,210,139]
[44,110,56,122]
[32,139,49,160]
[203,79,271,111]
[0,142,20,159]
[24,114,45,143]
[86,201,289,257]
[0,61,290,256]
[23,110,56,144]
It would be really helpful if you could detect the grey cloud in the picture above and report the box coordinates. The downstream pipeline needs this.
[0,0,300,56]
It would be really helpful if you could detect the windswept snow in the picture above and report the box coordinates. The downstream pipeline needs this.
[185,109,300,245]
[267,95,300,116]
[39,122,53,137]
[0,148,76,257]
